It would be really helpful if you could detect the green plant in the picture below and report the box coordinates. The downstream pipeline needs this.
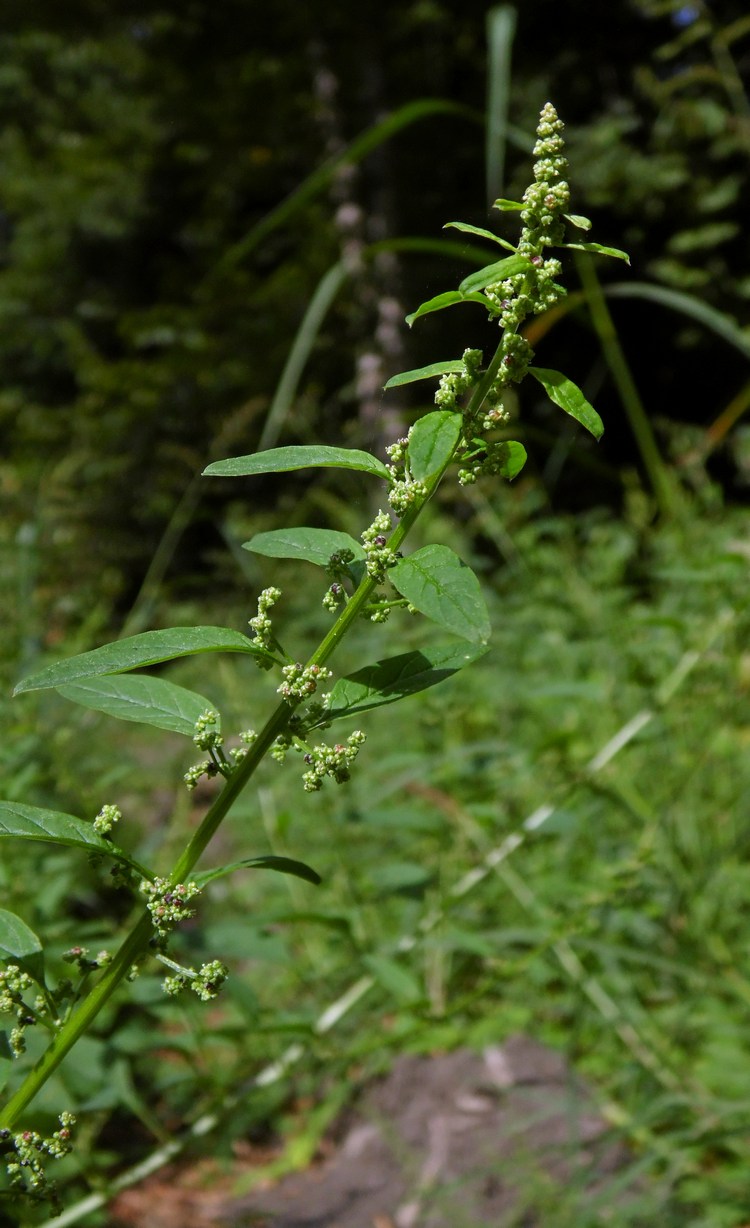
[0,103,619,1213]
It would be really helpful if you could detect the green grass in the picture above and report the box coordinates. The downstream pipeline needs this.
[3,491,750,1225]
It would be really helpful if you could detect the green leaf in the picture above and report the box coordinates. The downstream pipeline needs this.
[407,411,462,481]
[528,367,604,441]
[203,445,389,481]
[56,675,219,737]
[384,360,465,390]
[319,642,489,723]
[390,546,491,644]
[564,213,592,231]
[494,440,528,479]
[195,856,321,888]
[458,254,530,293]
[443,221,516,251]
[405,290,497,328]
[0,909,44,986]
[493,198,524,210]
[0,802,151,878]
[14,627,265,695]
[243,527,364,568]
[563,241,630,263]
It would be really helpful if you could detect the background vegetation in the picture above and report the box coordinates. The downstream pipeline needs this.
[1,0,750,1223]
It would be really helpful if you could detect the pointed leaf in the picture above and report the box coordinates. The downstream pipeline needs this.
[56,676,219,737]
[384,360,465,390]
[493,198,524,210]
[195,856,321,888]
[319,642,489,723]
[0,909,44,986]
[443,221,516,251]
[0,802,151,878]
[390,546,491,644]
[406,290,497,328]
[407,411,461,481]
[528,367,604,440]
[204,446,389,481]
[563,241,630,263]
[243,527,364,568]
[564,213,592,231]
[459,255,530,293]
[14,627,266,695]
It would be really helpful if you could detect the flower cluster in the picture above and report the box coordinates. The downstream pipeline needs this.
[0,964,35,1057]
[278,661,331,703]
[162,958,228,1001]
[229,727,258,764]
[93,803,121,836]
[361,511,396,581]
[193,708,222,752]
[301,730,366,792]
[140,878,201,941]
[249,586,281,660]
[62,947,111,973]
[1,1112,75,1206]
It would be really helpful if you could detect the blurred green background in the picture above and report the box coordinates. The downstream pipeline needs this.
[2,1,750,1223]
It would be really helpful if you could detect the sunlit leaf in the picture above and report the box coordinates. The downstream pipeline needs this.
[0,802,151,878]
[564,213,592,230]
[384,360,465,390]
[563,241,630,263]
[407,411,461,481]
[14,627,266,695]
[443,221,516,251]
[56,675,218,737]
[244,527,364,568]
[405,290,497,327]
[459,254,530,293]
[528,367,604,440]
[390,546,491,644]
[493,198,524,210]
[204,445,389,480]
[319,642,489,723]
[0,909,44,985]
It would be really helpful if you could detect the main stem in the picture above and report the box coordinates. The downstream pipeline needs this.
[0,342,504,1129]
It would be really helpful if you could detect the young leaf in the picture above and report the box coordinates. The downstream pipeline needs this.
[318,642,489,723]
[384,360,465,390]
[194,855,321,888]
[203,445,389,481]
[528,367,604,440]
[0,802,152,878]
[244,527,364,568]
[494,440,528,480]
[14,627,265,695]
[0,909,44,986]
[407,411,462,481]
[493,198,524,210]
[390,546,491,644]
[562,241,630,263]
[56,675,219,738]
[405,290,497,328]
[443,221,516,252]
[459,254,530,293]
[564,213,592,231]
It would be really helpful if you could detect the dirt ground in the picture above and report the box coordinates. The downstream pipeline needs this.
[111,1036,633,1228]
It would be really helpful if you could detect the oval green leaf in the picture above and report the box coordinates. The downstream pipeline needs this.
[563,241,630,263]
[407,411,461,482]
[319,642,489,723]
[0,802,152,878]
[390,546,491,644]
[564,213,592,231]
[459,254,530,293]
[406,290,497,328]
[384,360,465,390]
[56,675,219,737]
[528,367,604,441]
[443,221,516,251]
[495,440,527,480]
[0,909,45,989]
[195,855,321,888]
[203,446,389,481]
[243,527,364,568]
[14,627,265,695]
